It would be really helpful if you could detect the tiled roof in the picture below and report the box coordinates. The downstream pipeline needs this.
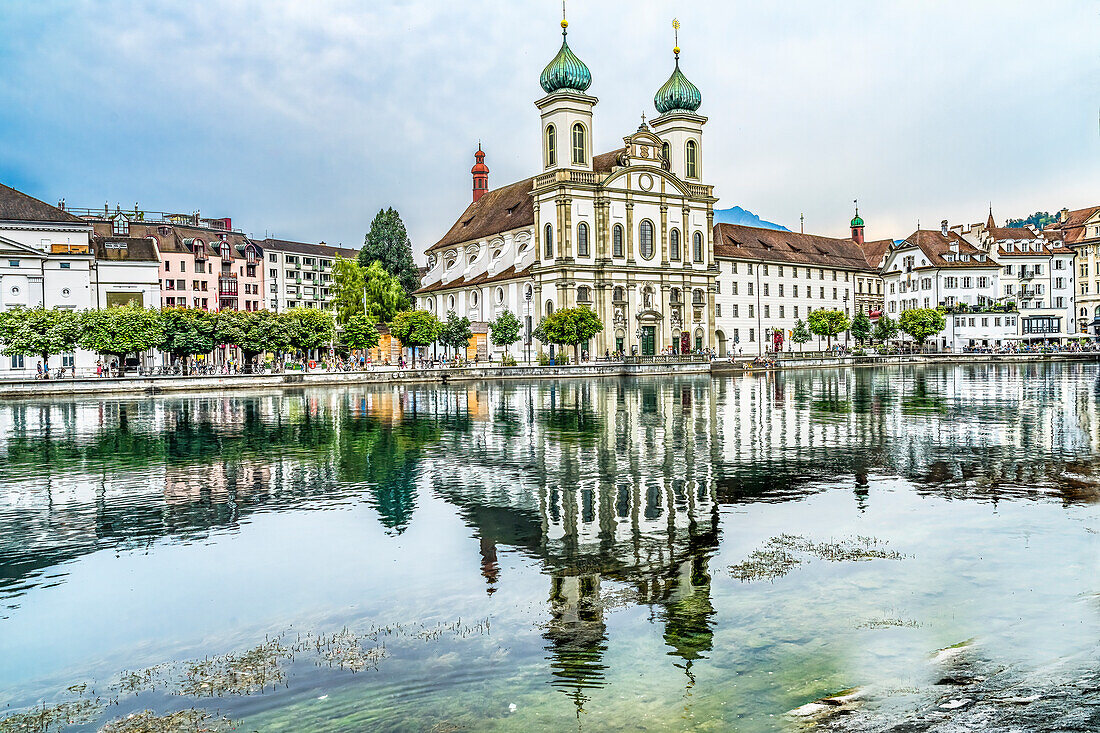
[988,226,1042,240]
[712,224,878,271]
[429,149,627,254]
[0,183,86,224]
[897,229,1000,269]
[856,238,893,269]
[256,238,358,259]
[414,263,533,294]
[93,236,160,262]
[1050,205,1100,245]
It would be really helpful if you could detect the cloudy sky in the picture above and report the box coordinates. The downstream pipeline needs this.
[0,1,1096,257]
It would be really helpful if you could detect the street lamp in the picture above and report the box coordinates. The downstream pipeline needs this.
[524,288,532,365]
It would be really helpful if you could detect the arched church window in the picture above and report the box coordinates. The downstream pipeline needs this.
[572,123,586,165]
[546,125,556,167]
[669,228,681,261]
[613,286,624,302]
[544,224,554,259]
[577,286,591,302]
[693,231,704,262]
[693,288,705,304]
[686,140,698,179]
[546,300,554,316]
[671,288,681,304]
[612,224,624,258]
[662,142,670,162]
[577,222,589,257]
[639,220,655,260]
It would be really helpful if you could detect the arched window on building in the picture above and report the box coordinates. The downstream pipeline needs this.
[693,288,705,305]
[662,142,670,162]
[572,123,586,165]
[546,125,556,166]
[685,140,698,179]
[577,286,591,303]
[670,288,681,304]
[639,220,655,260]
[669,228,681,261]
[693,231,704,262]
[612,224,624,258]
[546,300,555,316]
[544,224,554,259]
[613,286,625,302]
[577,222,589,257]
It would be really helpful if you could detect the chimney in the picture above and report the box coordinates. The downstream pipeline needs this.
[471,143,489,203]
[1060,207,1070,223]
[941,219,949,236]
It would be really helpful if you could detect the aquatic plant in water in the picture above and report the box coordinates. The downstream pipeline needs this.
[98,709,235,733]
[729,534,905,582]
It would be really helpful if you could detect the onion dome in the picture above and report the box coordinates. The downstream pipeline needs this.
[654,53,702,114]
[540,21,592,94]
[851,214,864,228]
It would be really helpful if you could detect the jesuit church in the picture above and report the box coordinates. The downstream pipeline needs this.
[414,16,719,357]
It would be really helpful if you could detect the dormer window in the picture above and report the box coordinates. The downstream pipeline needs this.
[112,214,129,235]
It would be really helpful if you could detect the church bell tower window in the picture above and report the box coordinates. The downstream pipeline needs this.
[685,140,698,179]
[572,123,586,165]
[612,225,624,258]
[544,224,554,258]
[577,222,589,257]
[546,125,557,167]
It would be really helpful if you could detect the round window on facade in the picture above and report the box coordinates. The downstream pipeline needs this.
[62,288,71,298]
[10,286,19,296]
[427,297,435,312]
[448,295,455,309]
[471,291,479,306]
[496,286,505,304]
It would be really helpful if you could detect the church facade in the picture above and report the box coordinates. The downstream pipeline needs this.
[414,18,718,358]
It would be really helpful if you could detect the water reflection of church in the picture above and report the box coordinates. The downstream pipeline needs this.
[420,377,721,711]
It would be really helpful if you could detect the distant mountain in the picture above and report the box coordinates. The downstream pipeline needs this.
[712,206,789,231]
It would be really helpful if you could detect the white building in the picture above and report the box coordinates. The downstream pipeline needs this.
[91,236,162,309]
[881,216,1076,350]
[0,183,97,377]
[258,238,358,313]
[415,16,717,360]
[713,220,890,356]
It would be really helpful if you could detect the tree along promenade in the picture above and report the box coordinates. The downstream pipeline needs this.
[1,352,1098,398]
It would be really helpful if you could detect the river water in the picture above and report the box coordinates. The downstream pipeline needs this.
[1,364,1098,732]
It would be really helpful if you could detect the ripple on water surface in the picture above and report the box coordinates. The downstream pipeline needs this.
[0,364,1098,732]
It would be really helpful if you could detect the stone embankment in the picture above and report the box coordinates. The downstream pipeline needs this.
[0,360,711,398]
[2,353,1098,398]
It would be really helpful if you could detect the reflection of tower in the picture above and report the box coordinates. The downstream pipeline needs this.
[479,535,499,595]
[545,572,609,718]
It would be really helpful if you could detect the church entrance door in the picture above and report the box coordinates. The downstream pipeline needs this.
[641,326,656,356]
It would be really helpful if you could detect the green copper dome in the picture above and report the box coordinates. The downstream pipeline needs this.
[654,58,701,114]
[851,215,865,227]
[540,29,591,94]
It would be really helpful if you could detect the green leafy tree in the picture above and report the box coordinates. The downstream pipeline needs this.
[807,309,850,351]
[79,303,164,374]
[898,308,946,351]
[389,310,443,364]
[285,307,336,365]
[216,310,292,370]
[330,255,367,324]
[872,312,899,345]
[342,314,381,351]
[488,310,522,352]
[1006,211,1057,229]
[850,311,873,345]
[790,319,811,352]
[439,310,473,358]
[538,307,604,363]
[0,307,81,369]
[159,307,217,367]
[359,207,420,298]
[331,256,410,325]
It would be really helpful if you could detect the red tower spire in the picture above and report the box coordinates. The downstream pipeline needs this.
[471,143,489,203]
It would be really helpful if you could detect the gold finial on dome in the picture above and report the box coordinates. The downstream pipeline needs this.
[561,1,568,30]
[672,18,680,57]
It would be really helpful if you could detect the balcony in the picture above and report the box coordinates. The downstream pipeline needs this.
[218,274,238,296]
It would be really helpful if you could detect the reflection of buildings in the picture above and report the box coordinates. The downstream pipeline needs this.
[415,377,722,712]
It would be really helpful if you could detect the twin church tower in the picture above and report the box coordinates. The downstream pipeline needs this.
[418,13,720,358]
